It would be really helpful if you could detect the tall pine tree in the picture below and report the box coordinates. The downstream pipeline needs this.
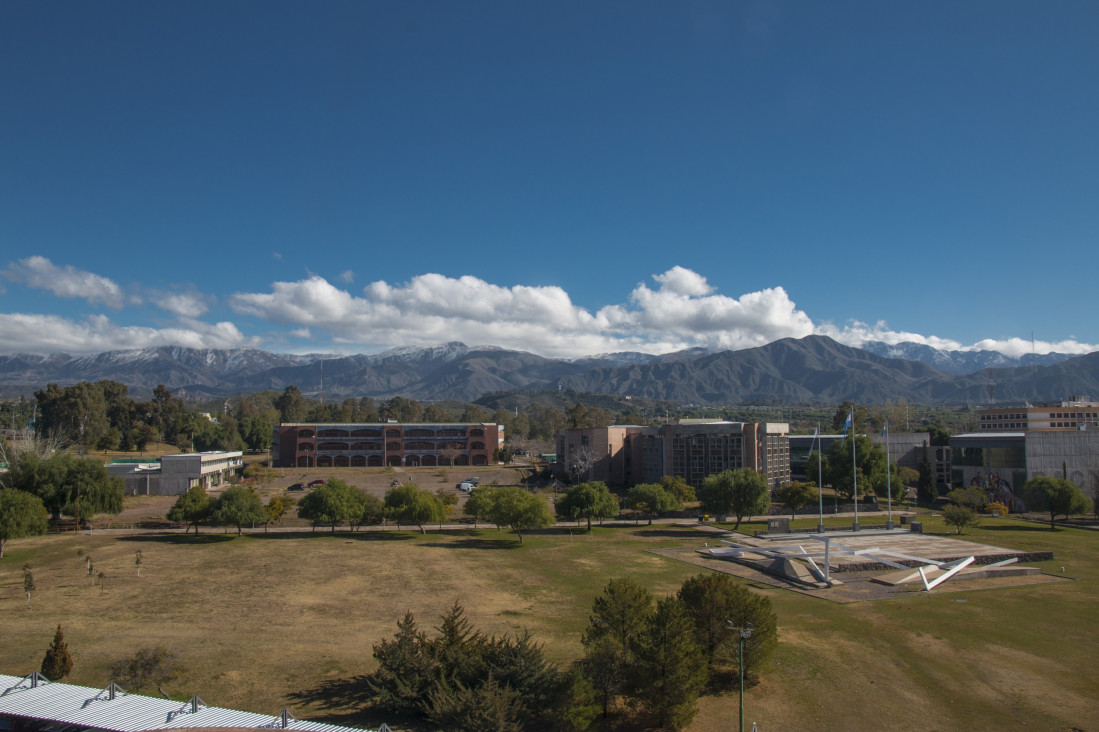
[633,597,708,730]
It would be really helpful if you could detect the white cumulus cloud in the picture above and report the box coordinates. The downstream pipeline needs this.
[4,256,126,309]
[156,291,210,318]
[228,267,820,357]
[818,320,1099,357]
[0,313,258,354]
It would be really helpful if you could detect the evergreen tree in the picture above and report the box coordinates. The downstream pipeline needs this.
[677,572,778,676]
[633,597,707,730]
[41,625,74,680]
[918,442,935,502]
[581,577,653,716]
[366,611,437,713]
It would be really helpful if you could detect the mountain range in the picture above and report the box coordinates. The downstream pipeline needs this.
[0,337,1095,406]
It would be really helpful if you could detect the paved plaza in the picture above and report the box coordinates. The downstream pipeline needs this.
[651,525,1065,602]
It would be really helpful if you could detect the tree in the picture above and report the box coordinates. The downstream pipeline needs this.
[166,486,211,534]
[698,469,770,530]
[384,483,445,534]
[264,495,295,532]
[581,577,653,716]
[274,385,307,423]
[366,611,437,713]
[775,481,818,520]
[918,441,935,502]
[660,475,696,503]
[625,483,680,525]
[210,486,267,536]
[0,489,48,559]
[35,382,109,450]
[1022,476,1093,530]
[298,479,367,532]
[239,415,273,452]
[633,597,708,730]
[822,434,888,500]
[567,446,596,484]
[435,486,459,523]
[945,486,985,510]
[831,401,868,434]
[464,486,497,528]
[897,466,920,490]
[927,424,951,446]
[380,396,423,423]
[131,423,157,453]
[942,504,979,535]
[62,457,124,528]
[356,493,386,529]
[557,481,619,530]
[421,403,451,423]
[8,452,123,524]
[23,563,35,608]
[486,485,554,544]
[364,603,588,730]
[41,625,74,680]
[676,572,778,676]
[109,646,184,691]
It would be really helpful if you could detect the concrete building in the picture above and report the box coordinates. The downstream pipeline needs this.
[272,422,502,468]
[789,433,845,481]
[950,430,1099,509]
[977,397,1099,432]
[107,451,243,496]
[556,420,790,490]
[160,451,243,494]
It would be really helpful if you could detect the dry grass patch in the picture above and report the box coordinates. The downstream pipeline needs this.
[2,519,1098,731]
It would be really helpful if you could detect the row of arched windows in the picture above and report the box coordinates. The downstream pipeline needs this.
[297,454,489,468]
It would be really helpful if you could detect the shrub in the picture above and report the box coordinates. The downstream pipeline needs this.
[942,504,979,534]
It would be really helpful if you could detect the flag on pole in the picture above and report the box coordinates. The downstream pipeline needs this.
[881,424,888,438]
[842,409,853,436]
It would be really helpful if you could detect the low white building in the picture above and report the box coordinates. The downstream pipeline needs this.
[109,451,243,496]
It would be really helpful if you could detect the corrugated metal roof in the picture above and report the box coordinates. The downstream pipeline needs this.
[0,673,378,732]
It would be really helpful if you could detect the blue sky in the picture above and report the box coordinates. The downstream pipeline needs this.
[2,1,1097,358]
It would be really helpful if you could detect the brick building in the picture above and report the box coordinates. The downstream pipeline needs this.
[272,422,502,468]
[556,420,790,490]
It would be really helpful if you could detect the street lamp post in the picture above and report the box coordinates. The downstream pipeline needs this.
[727,621,754,732]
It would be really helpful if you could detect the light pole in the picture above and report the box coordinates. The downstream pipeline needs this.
[727,621,754,732]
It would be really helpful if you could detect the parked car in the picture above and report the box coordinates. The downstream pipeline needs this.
[308,479,326,487]
[288,483,305,491]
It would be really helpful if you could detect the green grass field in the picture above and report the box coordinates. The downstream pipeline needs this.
[1,512,1095,731]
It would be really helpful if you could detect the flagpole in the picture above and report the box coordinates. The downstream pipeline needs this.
[815,423,824,533]
[885,421,894,529]
[851,410,859,531]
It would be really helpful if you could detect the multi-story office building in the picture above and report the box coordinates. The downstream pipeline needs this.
[978,398,1099,431]
[556,420,790,490]
[272,422,502,468]
[950,430,1099,509]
